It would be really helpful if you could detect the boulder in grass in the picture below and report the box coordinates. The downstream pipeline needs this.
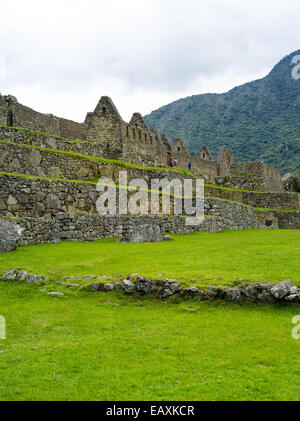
[122,280,135,294]
[0,220,23,253]
[26,274,47,284]
[48,292,65,297]
[1,269,18,281]
[119,224,163,243]
[224,288,243,303]
[271,280,292,299]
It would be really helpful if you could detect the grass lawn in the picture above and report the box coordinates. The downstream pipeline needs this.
[0,229,299,288]
[0,283,300,401]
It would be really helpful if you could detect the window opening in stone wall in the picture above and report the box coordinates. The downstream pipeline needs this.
[7,110,14,127]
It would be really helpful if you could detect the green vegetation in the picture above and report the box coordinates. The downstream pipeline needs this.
[0,171,97,185]
[205,183,264,193]
[0,230,299,287]
[0,171,260,205]
[0,282,300,401]
[145,50,300,174]
[1,140,277,194]
[0,230,300,401]
[255,208,300,213]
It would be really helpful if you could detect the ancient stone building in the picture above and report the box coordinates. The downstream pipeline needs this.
[0,93,285,189]
[0,92,299,247]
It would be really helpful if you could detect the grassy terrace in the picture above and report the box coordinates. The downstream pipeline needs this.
[0,137,282,194]
[0,139,195,177]
[0,230,299,287]
[255,208,300,213]
[0,229,300,401]
[2,171,300,212]
[0,171,253,206]
[0,285,299,401]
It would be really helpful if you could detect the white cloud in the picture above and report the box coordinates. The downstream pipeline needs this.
[0,57,7,80]
[0,0,299,121]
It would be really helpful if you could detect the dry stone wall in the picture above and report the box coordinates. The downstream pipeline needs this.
[230,161,283,192]
[2,198,256,246]
[0,142,100,181]
[215,175,284,193]
[0,126,106,157]
[0,173,256,230]
[205,185,300,210]
[0,94,283,190]
[4,95,84,140]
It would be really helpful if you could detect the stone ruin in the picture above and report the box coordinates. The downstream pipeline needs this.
[0,93,299,250]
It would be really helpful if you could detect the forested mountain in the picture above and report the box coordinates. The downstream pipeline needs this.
[145,50,300,174]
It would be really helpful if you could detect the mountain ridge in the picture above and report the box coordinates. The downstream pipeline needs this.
[144,50,300,174]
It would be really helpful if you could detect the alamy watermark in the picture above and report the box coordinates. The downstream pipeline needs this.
[95,171,204,226]
[291,55,300,80]
[0,315,6,339]
[291,316,300,340]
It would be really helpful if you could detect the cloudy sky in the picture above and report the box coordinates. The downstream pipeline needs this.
[0,0,299,122]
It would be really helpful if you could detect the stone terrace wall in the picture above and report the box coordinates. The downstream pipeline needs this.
[0,126,195,184]
[205,185,300,210]
[1,95,219,178]
[2,214,197,245]
[4,207,296,248]
[0,95,289,191]
[242,191,300,210]
[215,175,284,193]
[230,161,283,192]
[0,125,106,157]
[0,173,199,219]
[203,198,255,231]
[0,175,256,231]
[0,128,198,187]
[2,199,256,246]
[0,142,100,181]
[0,175,99,218]
[273,211,300,229]
[255,209,300,229]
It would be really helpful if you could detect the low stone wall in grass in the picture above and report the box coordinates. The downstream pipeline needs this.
[83,276,300,306]
[1,270,299,306]
[3,214,200,245]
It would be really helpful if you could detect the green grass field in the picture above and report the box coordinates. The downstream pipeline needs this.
[0,229,300,401]
[0,283,300,401]
[0,229,299,287]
